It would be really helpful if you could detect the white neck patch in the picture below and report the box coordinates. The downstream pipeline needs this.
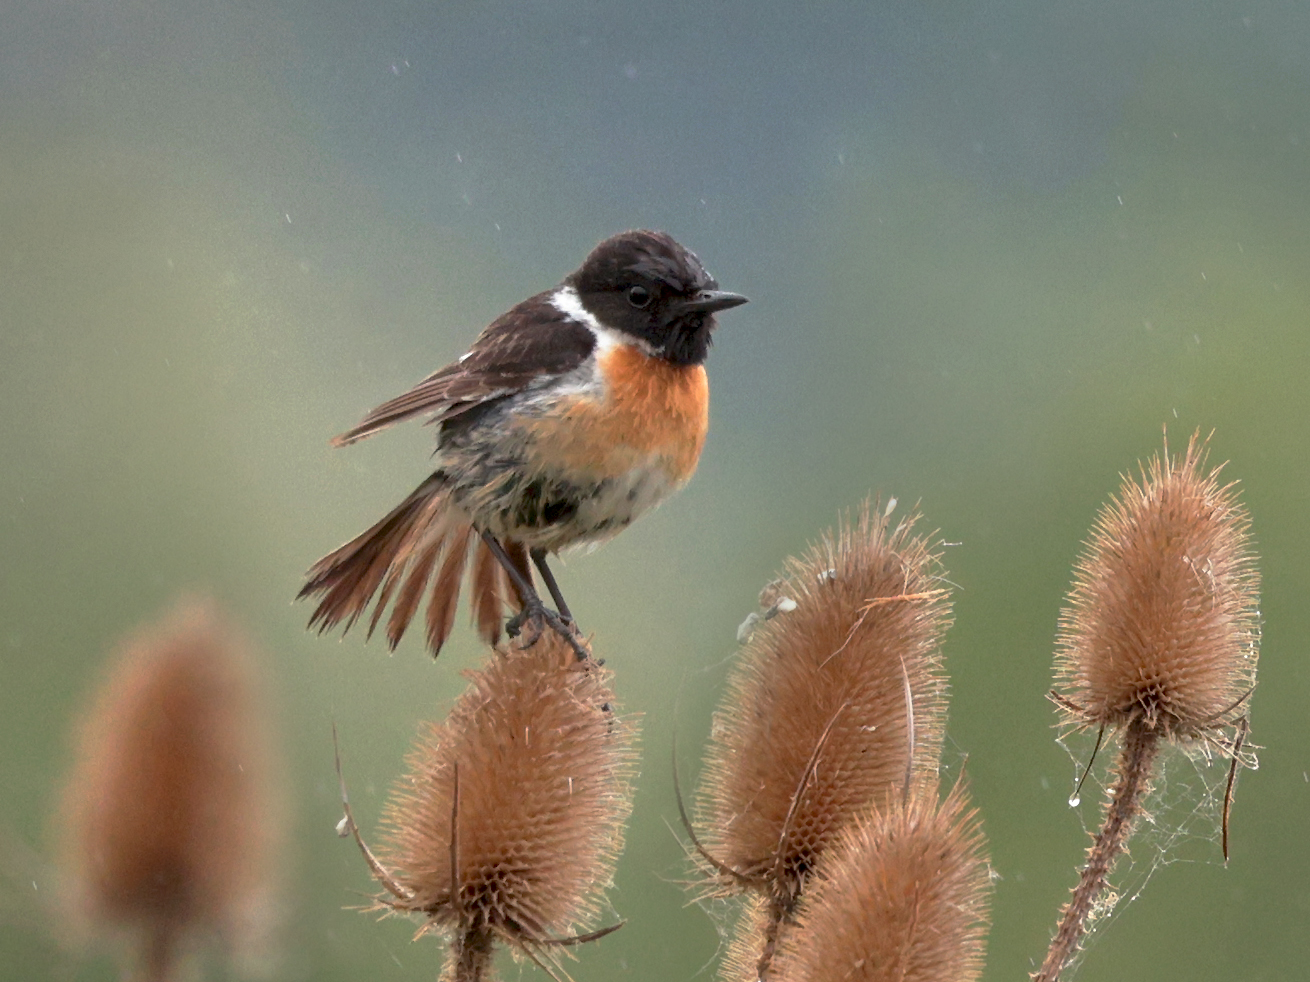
[550,285,655,357]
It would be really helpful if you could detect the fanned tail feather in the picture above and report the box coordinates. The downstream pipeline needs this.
[424,525,473,653]
[298,476,525,657]
[470,541,506,645]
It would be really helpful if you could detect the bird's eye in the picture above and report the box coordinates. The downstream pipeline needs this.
[627,285,652,308]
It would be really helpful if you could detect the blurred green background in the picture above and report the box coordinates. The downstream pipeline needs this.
[2,0,1308,979]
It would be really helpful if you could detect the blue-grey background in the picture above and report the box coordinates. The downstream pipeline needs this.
[2,1,1308,979]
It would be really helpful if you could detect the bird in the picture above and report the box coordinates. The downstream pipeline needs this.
[298,230,747,658]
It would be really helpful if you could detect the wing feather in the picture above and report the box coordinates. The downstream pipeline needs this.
[331,292,595,446]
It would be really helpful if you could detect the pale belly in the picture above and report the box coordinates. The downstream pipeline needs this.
[445,444,685,551]
[437,344,709,551]
[504,458,682,551]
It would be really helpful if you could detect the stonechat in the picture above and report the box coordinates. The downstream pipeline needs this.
[299,230,747,656]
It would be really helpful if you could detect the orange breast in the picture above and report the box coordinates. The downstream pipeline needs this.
[527,344,709,483]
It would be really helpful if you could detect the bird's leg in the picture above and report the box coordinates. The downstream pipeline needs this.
[479,529,538,607]
[479,531,588,661]
[530,547,575,626]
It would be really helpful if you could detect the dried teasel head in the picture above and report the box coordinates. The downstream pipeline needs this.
[770,782,991,982]
[696,501,952,904]
[364,630,636,981]
[58,598,281,982]
[1053,432,1260,742]
[1034,434,1259,982]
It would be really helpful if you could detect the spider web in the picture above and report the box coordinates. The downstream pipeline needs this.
[1052,721,1258,969]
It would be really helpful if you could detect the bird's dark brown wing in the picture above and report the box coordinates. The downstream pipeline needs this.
[331,291,596,447]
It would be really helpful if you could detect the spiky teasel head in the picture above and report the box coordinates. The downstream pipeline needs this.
[1053,432,1260,742]
[770,781,991,982]
[58,598,281,982]
[696,501,951,905]
[369,631,636,981]
[1034,434,1260,982]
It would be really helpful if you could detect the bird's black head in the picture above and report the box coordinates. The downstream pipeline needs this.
[567,230,747,366]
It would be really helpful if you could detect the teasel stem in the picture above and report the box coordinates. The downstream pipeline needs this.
[1033,717,1160,982]
[450,926,495,982]
[755,893,791,982]
[140,925,178,982]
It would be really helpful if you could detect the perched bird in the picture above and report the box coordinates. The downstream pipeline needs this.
[299,230,747,657]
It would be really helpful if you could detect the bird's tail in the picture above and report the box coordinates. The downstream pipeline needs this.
[299,475,527,656]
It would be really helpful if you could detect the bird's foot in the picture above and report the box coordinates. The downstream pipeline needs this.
[507,601,590,663]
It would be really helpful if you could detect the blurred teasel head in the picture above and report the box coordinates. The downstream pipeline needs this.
[58,598,282,982]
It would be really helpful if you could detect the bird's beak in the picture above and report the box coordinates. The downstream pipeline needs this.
[677,289,749,314]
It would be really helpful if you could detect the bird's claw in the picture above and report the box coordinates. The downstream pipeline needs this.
[507,601,590,663]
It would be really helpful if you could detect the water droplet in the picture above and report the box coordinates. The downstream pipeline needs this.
[1068,795,1081,808]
